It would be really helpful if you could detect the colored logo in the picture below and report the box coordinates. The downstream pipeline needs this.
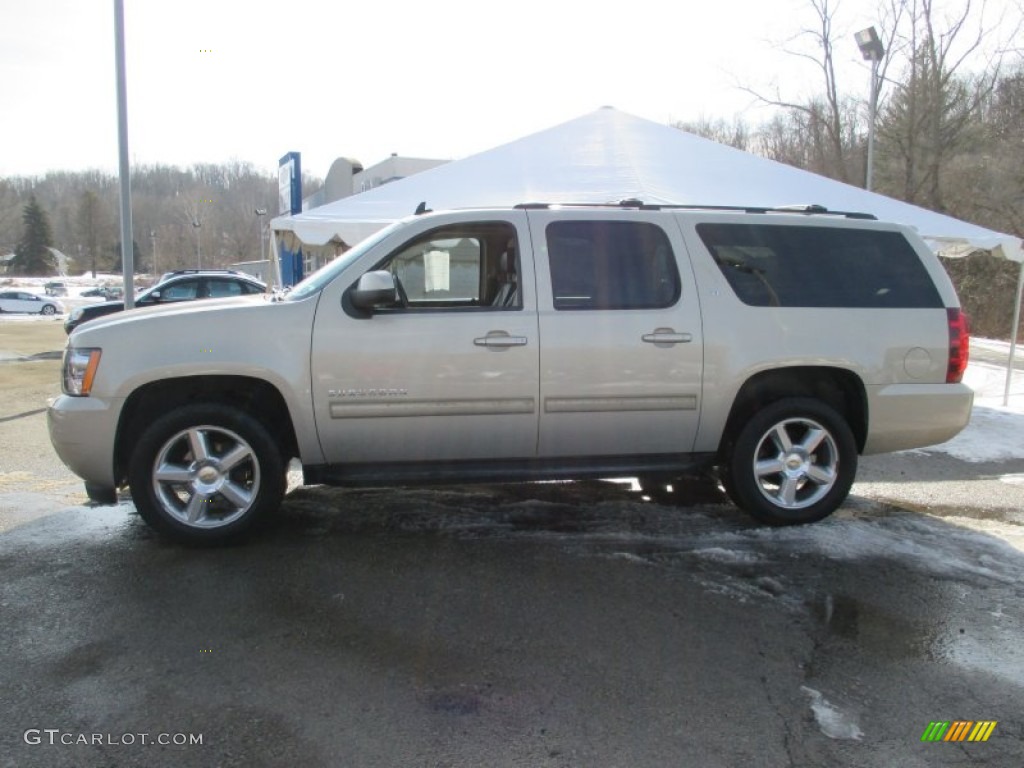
[921,721,997,742]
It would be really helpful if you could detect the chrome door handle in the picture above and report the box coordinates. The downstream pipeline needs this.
[474,332,528,348]
[642,330,692,344]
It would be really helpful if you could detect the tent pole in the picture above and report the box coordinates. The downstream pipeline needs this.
[1005,257,1024,407]
[270,230,283,291]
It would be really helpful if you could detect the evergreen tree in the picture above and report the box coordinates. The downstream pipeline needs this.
[13,195,54,275]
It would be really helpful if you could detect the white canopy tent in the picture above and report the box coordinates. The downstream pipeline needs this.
[273,107,1023,401]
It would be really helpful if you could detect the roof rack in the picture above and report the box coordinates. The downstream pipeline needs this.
[161,269,246,277]
[514,200,877,220]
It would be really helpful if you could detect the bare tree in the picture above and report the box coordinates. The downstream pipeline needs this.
[949,66,1024,236]
[753,95,865,181]
[76,189,112,277]
[877,0,1012,210]
[743,0,866,183]
[0,180,22,253]
[2,163,283,277]
[673,116,752,151]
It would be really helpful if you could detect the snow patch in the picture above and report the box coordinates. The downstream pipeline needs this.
[801,687,863,740]
[687,547,764,565]
[749,516,1022,584]
[656,510,1024,586]
[607,552,653,565]
[925,403,1024,463]
[915,340,1024,462]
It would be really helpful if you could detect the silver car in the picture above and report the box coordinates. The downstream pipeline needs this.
[0,290,64,315]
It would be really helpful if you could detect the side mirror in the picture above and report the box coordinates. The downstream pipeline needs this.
[149,290,161,301]
[350,271,398,311]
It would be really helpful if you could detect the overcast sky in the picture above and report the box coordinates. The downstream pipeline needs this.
[0,0,1016,179]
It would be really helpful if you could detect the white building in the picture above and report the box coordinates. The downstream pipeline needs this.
[293,155,448,275]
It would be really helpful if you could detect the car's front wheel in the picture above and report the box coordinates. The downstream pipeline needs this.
[726,397,857,525]
[128,405,285,543]
[41,304,57,315]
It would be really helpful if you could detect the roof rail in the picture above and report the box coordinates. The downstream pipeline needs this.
[513,200,877,220]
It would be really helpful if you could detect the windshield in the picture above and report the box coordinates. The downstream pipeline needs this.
[284,221,407,301]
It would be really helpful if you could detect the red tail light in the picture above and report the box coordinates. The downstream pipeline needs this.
[947,308,970,383]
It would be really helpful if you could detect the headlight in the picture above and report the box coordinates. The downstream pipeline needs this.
[62,348,102,396]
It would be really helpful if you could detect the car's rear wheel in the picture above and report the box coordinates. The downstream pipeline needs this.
[727,397,856,525]
[128,404,285,544]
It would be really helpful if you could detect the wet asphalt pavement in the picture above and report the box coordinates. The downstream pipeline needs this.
[2,468,1023,767]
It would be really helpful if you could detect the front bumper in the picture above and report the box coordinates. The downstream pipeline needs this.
[47,395,122,488]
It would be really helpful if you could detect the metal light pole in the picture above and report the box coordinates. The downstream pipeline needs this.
[114,0,135,308]
[192,217,202,269]
[855,27,885,192]
[1005,258,1024,406]
[255,208,267,263]
[149,229,156,276]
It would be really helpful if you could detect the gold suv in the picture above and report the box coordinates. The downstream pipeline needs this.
[49,204,973,543]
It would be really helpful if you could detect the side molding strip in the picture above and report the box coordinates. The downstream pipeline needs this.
[545,395,697,413]
[330,398,536,419]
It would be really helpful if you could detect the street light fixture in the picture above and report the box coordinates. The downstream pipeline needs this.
[855,26,885,192]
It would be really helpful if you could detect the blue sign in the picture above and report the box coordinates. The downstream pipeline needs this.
[278,152,302,216]
[278,152,304,285]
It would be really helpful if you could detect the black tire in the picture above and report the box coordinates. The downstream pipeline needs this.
[41,304,57,315]
[727,397,856,526]
[128,404,285,544]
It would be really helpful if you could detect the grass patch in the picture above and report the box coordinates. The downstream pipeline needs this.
[0,320,66,357]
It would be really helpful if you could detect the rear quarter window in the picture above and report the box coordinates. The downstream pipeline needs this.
[696,223,943,308]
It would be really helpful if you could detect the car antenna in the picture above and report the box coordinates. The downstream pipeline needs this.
[414,201,432,215]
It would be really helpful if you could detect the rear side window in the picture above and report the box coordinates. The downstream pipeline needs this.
[696,223,943,308]
[160,280,200,301]
[207,278,261,297]
[547,221,680,310]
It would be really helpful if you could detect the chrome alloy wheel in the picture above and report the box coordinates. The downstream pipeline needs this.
[151,424,261,529]
[751,417,839,510]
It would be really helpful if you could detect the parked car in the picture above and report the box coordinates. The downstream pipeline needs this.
[44,281,68,296]
[49,203,973,543]
[158,268,256,285]
[80,286,124,300]
[63,271,267,333]
[0,290,64,315]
